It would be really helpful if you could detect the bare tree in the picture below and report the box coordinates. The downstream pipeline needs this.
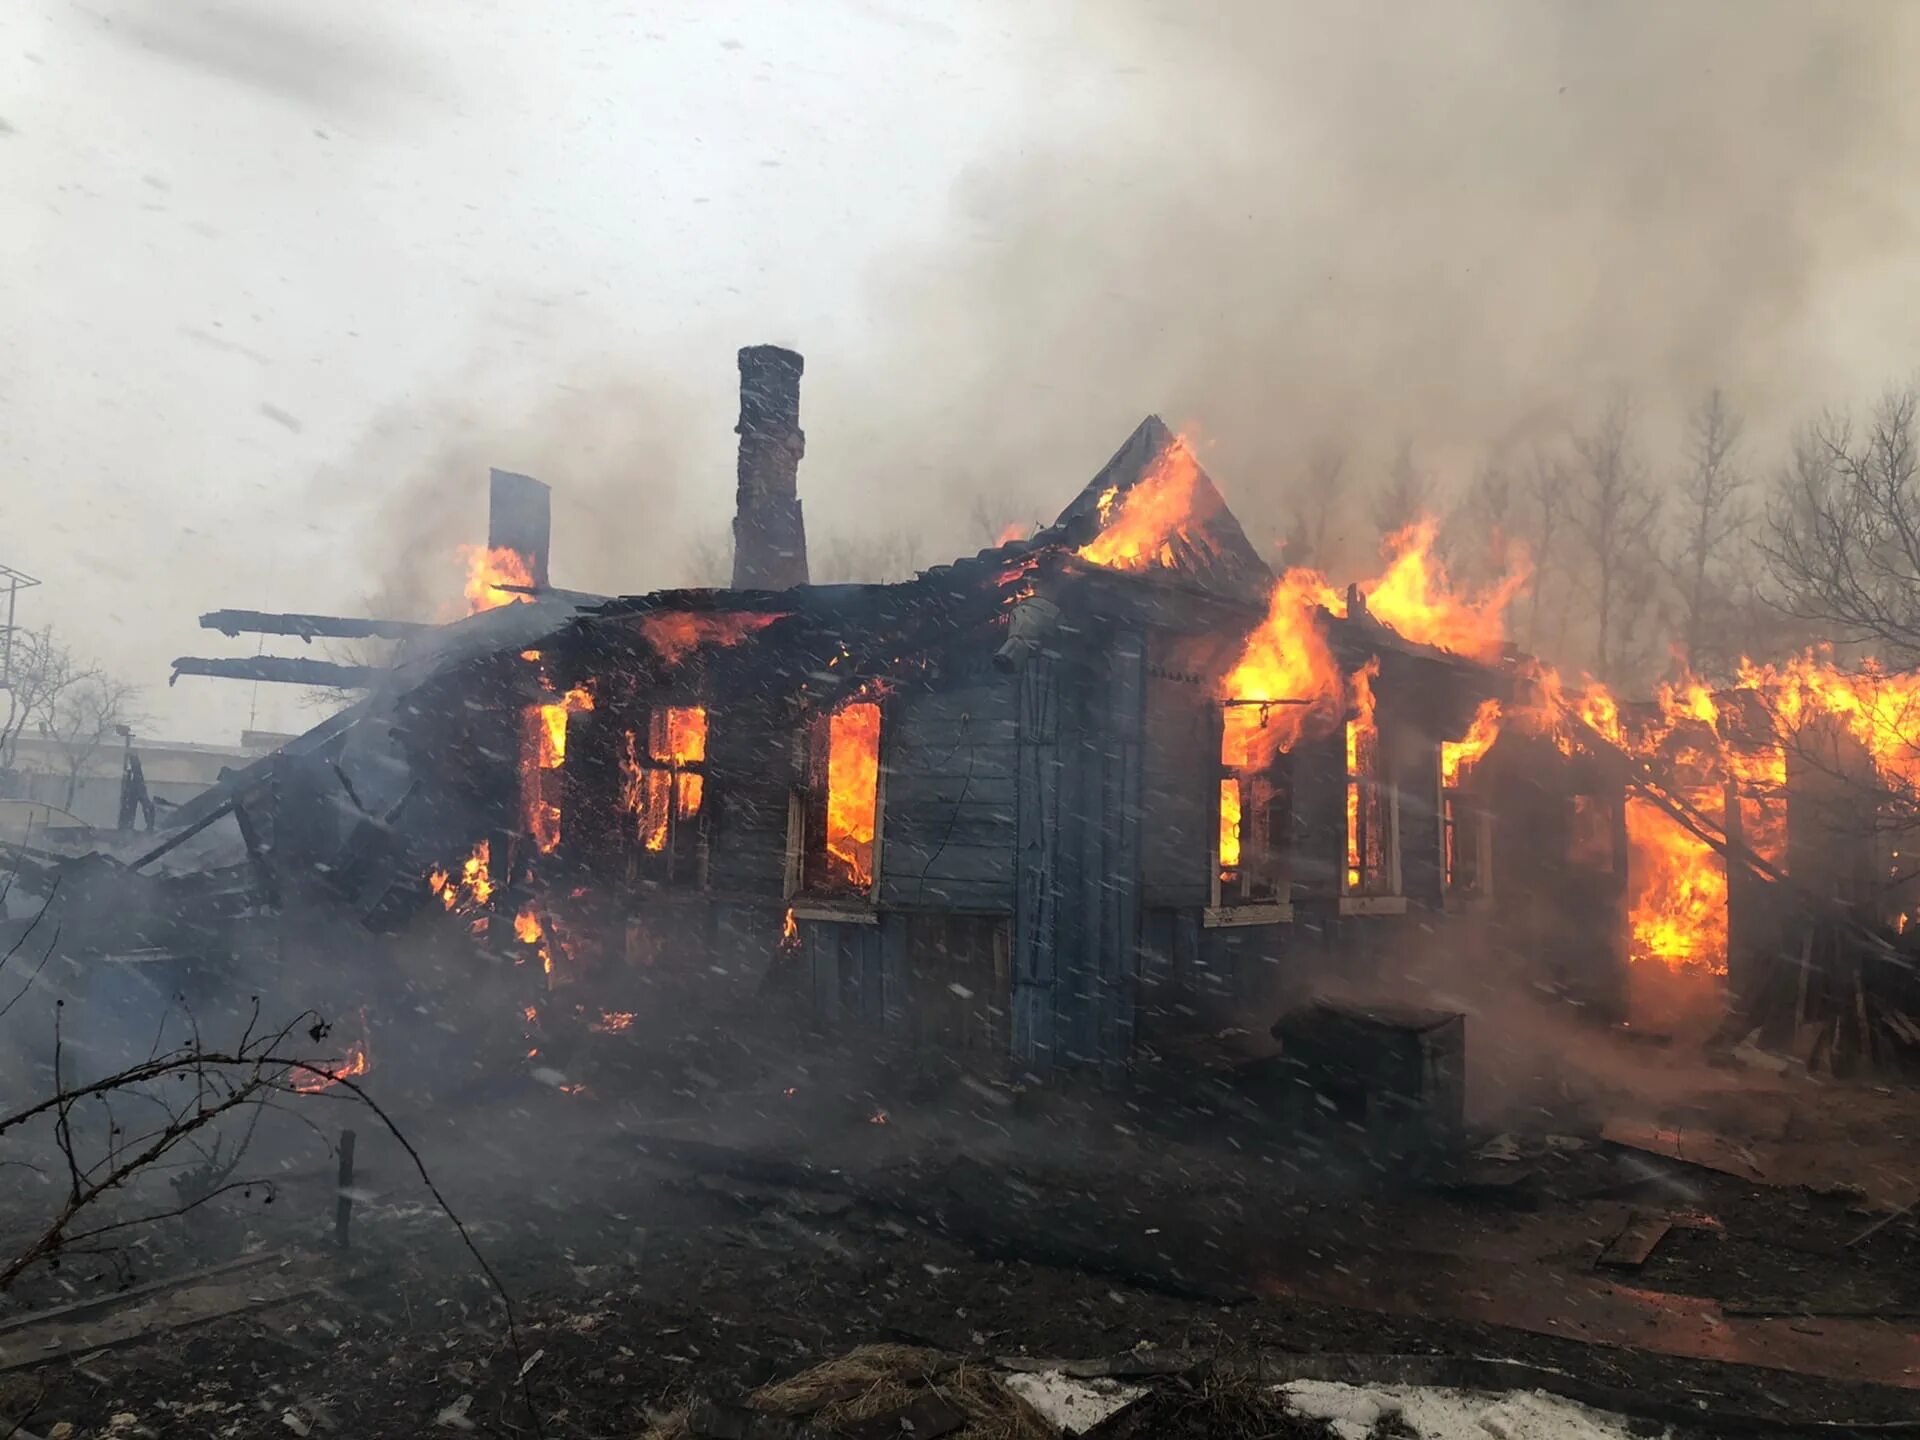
[0,628,127,801]
[1371,438,1437,536]
[966,492,1035,548]
[1280,446,1347,570]
[1663,389,1752,677]
[811,529,926,584]
[1568,396,1663,683]
[45,674,142,811]
[1763,385,1920,669]
[679,527,734,588]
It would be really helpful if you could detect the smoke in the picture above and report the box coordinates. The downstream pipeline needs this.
[833,1,1920,546]
[315,361,725,621]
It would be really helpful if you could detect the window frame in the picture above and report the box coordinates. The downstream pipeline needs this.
[1208,701,1294,926]
[620,701,710,888]
[787,696,886,914]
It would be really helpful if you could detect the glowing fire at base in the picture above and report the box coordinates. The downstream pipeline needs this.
[1627,796,1728,974]
[825,701,881,889]
[1218,777,1242,879]
[293,1019,372,1094]
[1345,661,1383,892]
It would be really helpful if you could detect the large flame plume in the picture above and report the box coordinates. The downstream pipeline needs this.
[462,545,536,614]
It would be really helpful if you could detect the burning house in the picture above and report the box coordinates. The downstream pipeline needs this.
[16,343,1920,1091]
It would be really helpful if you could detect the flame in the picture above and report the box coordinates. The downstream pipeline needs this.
[995,522,1030,546]
[594,1011,635,1033]
[461,545,535,613]
[1345,660,1382,892]
[1218,777,1242,878]
[781,905,801,953]
[514,909,543,944]
[1627,797,1728,973]
[1360,520,1527,662]
[639,611,783,666]
[431,840,493,912]
[621,706,708,851]
[1221,568,1344,768]
[1442,699,1503,789]
[825,701,882,889]
[522,686,595,854]
[293,1014,372,1094]
[1077,440,1208,569]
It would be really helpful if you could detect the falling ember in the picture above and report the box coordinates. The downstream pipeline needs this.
[825,701,882,889]
[868,1109,889,1125]
[1346,661,1382,893]
[522,686,595,854]
[1442,699,1503,789]
[1077,440,1209,570]
[1218,777,1242,879]
[461,545,536,614]
[593,1011,636,1033]
[638,611,784,666]
[1627,797,1728,974]
[1358,520,1527,662]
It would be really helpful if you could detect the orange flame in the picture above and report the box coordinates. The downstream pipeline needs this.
[621,706,708,852]
[780,905,801,953]
[825,701,882,889]
[1627,797,1728,973]
[522,686,595,854]
[1218,777,1242,880]
[639,612,784,666]
[1361,520,1527,662]
[1442,699,1503,789]
[431,839,494,912]
[1345,660,1382,892]
[293,1015,372,1094]
[461,545,535,613]
[1221,568,1344,768]
[1077,440,1208,570]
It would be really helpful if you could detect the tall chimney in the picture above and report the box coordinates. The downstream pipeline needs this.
[488,468,552,588]
[731,345,809,590]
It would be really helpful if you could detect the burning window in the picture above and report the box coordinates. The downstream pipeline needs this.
[1217,703,1292,908]
[619,704,708,882]
[1440,699,1501,900]
[794,699,883,898]
[521,686,594,855]
[1344,661,1399,897]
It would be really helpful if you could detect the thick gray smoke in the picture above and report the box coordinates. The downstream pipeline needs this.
[828,0,1920,549]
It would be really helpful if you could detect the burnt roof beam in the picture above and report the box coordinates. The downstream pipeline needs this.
[199,609,431,642]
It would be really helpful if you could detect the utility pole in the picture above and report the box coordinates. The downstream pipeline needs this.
[0,562,42,688]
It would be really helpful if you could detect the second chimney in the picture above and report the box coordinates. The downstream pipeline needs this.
[731,345,809,590]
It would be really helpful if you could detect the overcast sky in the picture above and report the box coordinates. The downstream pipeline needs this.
[7,1,1920,743]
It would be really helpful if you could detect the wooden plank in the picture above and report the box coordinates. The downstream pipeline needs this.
[0,1259,322,1371]
[881,772,1018,806]
[1012,654,1063,1067]
[1597,1210,1673,1270]
[883,808,1018,852]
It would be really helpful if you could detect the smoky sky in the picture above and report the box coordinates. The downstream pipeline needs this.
[10,0,1920,742]
[835,0,1920,548]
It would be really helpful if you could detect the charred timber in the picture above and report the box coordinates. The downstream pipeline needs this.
[198,610,430,642]
[169,656,384,688]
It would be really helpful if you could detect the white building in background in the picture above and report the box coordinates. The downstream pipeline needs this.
[0,731,293,831]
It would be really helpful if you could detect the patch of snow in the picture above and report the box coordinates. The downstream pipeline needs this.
[1279,1380,1640,1440]
[1000,1370,1148,1434]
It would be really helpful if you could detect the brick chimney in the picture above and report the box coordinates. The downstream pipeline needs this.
[731,345,809,590]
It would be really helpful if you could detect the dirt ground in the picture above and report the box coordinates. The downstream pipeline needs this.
[4,1018,1920,1438]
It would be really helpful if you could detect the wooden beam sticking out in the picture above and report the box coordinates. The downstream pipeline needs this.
[198,609,430,642]
[169,656,383,689]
